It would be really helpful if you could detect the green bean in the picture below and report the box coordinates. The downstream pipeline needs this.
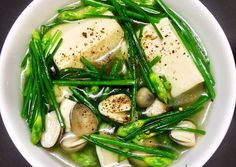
[80,56,98,72]
[98,64,107,79]
[144,157,173,167]
[27,89,38,124]
[46,38,63,65]
[21,80,33,119]
[58,1,81,13]
[20,52,30,68]
[53,79,135,86]
[90,134,178,159]
[143,109,200,132]
[124,108,202,140]
[117,119,148,137]
[183,94,209,111]
[70,87,100,115]
[83,135,143,160]
[31,91,43,144]
[83,14,134,22]
[84,135,173,166]
[117,94,209,138]
[28,85,41,129]
[140,67,155,93]
[57,6,109,21]
[160,127,206,135]
[149,55,161,67]
[121,0,163,39]
[111,0,168,102]
[30,44,50,105]
[32,40,65,128]
[81,0,161,22]
[149,72,168,103]
[124,29,137,121]
[109,59,122,77]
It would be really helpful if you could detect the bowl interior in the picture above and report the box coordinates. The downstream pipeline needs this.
[0,0,235,167]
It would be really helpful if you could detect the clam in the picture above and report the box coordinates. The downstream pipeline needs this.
[60,99,76,132]
[170,120,197,147]
[143,99,168,117]
[41,111,62,148]
[71,103,99,138]
[136,87,155,108]
[60,132,87,152]
[98,94,131,124]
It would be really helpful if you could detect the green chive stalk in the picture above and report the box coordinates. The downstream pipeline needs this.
[90,134,178,159]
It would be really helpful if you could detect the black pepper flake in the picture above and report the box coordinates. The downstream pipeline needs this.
[82,32,87,38]
[165,35,168,37]
[172,50,175,54]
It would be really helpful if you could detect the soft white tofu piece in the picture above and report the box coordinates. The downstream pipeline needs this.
[53,12,124,70]
[141,18,204,98]
[60,99,76,132]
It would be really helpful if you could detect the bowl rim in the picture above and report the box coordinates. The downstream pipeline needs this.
[0,0,236,167]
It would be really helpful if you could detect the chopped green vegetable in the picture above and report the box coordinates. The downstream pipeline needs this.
[57,6,109,21]
[117,120,147,137]
[144,157,173,167]
[90,134,178,159]
[31,109,43,144]
[53,79,135,86]
[161,127,206,135]
[149,72,168,103]
[149,55,161,67]
[80,56,98,72]
[70,145,100,167]
[131,0,155,6]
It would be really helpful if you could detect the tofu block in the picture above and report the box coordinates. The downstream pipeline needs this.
[53,12,124,70]
[141,18,204,97]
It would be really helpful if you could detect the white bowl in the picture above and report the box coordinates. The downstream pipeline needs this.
[0,0,235,166]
